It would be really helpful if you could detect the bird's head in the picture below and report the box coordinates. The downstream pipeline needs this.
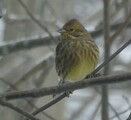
[57,19,86,38]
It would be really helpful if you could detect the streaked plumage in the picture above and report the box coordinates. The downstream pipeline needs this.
[55,19,99,82]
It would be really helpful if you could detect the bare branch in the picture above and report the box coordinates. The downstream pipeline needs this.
[0,37,130,100]
[109,104,122,120]
[92,38,131,74]
[6,53,54,91]
[69,95,96,120]
[17,0,57,42]
[30,93,66,116]
[109,11,131,44]
[102,0,110,118]
[0,77,56,120]
[94,87,122,120]
[127,113,131,120]
[90,101,101,120]
[0,22,131,56]
[0,37,58,56]
[111,106,131,119]
[24,94,66,120]
[0,72,131,100]
[0,99,39,120]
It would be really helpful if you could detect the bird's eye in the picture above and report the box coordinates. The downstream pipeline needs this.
[69,28,74,32]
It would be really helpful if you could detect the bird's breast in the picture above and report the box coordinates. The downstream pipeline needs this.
[65,47,98,82]
[56,40,99,82]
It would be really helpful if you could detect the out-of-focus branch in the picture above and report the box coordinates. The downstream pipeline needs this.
[92,36,131,75]
[28,93,66,117]
[126,113,131,120]
[102,0,110,119]
[0,21,131,56]
[111,106,131,119]
[6,53,54,92]
[17,0,57,42]
[0,38,130,100]
[69,95,96,120]
[0,72,131,100]
[109,104,122,120]
[109,11,131,44]
[90,101,101,120]
[0,77,56,120]
[0,36,59,56]
[0,99,39,120]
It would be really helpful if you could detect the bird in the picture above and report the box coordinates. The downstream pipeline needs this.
[55,19,99,95]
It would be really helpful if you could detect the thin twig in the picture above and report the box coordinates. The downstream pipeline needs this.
[17,0,57,42]
[123,96,131,108]
[111,107,131,119]
[69,94,96,120]
[30,94,66,116]
[94,88,121,120]
[6,53,54,92]
[109,104,122,120]
[126,113,131,120]
[0,78,55,120]
[0,99,39,120]
[24,94,66,120]
[90,101,101,120]
[92,38,131,74]
[109,11,131,44]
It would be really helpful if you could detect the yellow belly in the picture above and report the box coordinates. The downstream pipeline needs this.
[66,59,95,82]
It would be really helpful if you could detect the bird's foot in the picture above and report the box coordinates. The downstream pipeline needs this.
[64,91,73,98]
[53,80,73,98]
[86,73,101,79]
[86,74,94,79]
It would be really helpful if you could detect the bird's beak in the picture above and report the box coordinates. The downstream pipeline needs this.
[57,28,66,33]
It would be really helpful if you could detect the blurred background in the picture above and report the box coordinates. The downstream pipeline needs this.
[0,0,131,120]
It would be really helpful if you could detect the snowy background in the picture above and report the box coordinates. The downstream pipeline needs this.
[0,0,131,120]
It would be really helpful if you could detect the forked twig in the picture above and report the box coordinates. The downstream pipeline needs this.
[0,99,39,120]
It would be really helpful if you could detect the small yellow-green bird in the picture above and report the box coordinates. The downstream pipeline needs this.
[55,19,99,85]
